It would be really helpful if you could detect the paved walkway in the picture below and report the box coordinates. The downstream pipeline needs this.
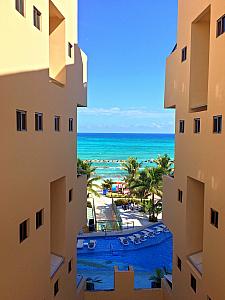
[93,195,115,221]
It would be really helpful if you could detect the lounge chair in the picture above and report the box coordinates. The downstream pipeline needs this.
[145,228,155,233]
[77,239,84,249]
[118,237,129,246]
[134,233,147,242]
[141,230,154,237]
[159,224,167,229]
[88,240,96,250]
[128,235,141,245]
[154,226,164,234]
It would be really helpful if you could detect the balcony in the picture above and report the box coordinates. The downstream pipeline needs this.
[188,251,203,275]
[50,253,64,278]
[164,49,179,109]
[75,175,87,232]
[73,45,87,107]
[162,175,176,232]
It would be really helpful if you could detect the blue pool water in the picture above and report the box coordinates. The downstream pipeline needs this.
[77,225,173,290]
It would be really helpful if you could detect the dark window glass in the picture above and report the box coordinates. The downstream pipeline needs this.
[33,6,41,30]
[211,209,219,228]
[217,15,225,37]
[68,259,72,273]
[179,120,185,133]
[69,189,73,202]
[191,274,196,293]
[54,116,60,131]
[20,219,28,243]
[194,118,201,133]
[68,43,73,57]
[54,280,59,296]
[177,256,182,271]
[69,118,73,132]
[15,0,24,16]
[181,46,187,62]
[213,115,222,133]
[36,209,44,229]
[35,113,43,131]
[178,189,183,203]
[16,110,27,131]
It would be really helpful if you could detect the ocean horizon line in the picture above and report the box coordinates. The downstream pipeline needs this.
[78,132,175,135]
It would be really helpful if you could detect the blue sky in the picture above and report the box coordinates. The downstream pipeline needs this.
[78,0,178,133]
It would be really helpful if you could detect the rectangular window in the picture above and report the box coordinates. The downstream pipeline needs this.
[68,43,73,57]
[36,209,44,229]
[68,259,72,273]
[179,120,185,133]
[16,110,27,131]
[20,219,29,243]
[69,189,73,202]
[178,189,183,203]
[191,274,196,293]
[33,6,41,30]
[69,118,73,132]
[54,116,60,132]
[194,118,200,133]
[213,115,222,134]
[211,209,219,228]
[54,280,59,296]
[181,46,187,62]
[15,0,24,16]
[35,112,43,131]
[177,256,182,271]
[217,15,225,37]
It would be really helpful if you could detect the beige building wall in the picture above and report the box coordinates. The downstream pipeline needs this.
[0,1,87,299]
[164,0,225,299]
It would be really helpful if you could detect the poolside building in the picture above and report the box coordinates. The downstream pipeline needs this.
[0,1,87,299]
[163,0,225,299]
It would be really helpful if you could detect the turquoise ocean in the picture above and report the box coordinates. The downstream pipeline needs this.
[77,133,175,181]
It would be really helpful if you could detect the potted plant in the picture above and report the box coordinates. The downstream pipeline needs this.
[149,267,171,288]
[86,277,102,291]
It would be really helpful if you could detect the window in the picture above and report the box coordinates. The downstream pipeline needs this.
[36,209,44,229]
[207,297,212,300]
[69,189,73,202]
[35,112,43,131]
[33,6,41,30]
[178,189,183,203]
[68,43,73,57]
[177,256,182,271]
[213,115,222,133]
[15,0,24,16]
[181,46,187,62]
[68,259,72,273]
[20,219,29,243]
[211,209,219,228]
[191,274,196,293]
[54,116,60,132]
[69,118,73,132]
[16,110,27,131]
[179,120,185,133]
[194,118,200,133]
[54,280,59,296]
[217,15,225,37]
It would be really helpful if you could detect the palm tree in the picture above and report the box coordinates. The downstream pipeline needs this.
[122,157,142,190]
[154,154,174,176]
[102,179,114,197]
[149,268,165,288]
[77,159,101,197]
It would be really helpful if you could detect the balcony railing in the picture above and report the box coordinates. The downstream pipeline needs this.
[50,253,64,278]
[188,251,203,275]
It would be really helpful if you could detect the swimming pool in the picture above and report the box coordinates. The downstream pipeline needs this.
[77,224,173,290]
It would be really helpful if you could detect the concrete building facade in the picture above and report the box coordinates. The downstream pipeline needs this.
[0,1,87,299]
[164,0,225,299]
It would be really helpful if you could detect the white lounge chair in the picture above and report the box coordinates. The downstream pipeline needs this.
[119,237,129,246]
[141,230,154,237]
[134,233,147,242]
[128,235,141,245]
[88,240,96,250]
[145,228,155,233]
[159,224,167,229]
[154,226,164,234]
[77,239,84,249]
